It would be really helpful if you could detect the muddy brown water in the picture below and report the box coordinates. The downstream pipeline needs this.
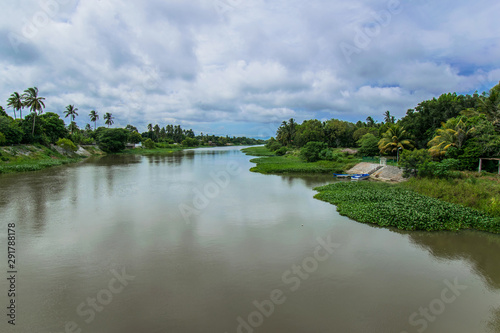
[0,146,499,333]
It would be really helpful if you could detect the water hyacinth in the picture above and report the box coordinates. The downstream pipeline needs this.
[314,182,500,234]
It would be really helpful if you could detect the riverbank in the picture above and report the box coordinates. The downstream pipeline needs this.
[314,181,500,234]
[241,146,360,174]
[0,144,103,174]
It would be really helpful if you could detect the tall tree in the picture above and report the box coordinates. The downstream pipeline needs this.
[428,117,475,157]
[384,111,395,124]
[64,105,79,134]
[22,87,46,136]
[89,110,99,131]
[104,112,114,128]
[378,124,414,156]
[7,92,24,120]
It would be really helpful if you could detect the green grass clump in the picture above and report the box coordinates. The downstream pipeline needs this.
[0,157,83,174]
[314,182,500,234]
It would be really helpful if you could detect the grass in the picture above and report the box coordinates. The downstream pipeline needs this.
[0,145,87,174]
[314,181,500,234]
[400,172,500,217]
[242,146,361,174]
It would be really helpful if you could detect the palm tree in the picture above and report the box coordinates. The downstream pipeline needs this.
[64,105,79,134]
[22,87,46,136]
[428,118,475,157]
[89,110,99,131]
[104,112,114,128]
[378,124,414,156]
[6,92,24,120]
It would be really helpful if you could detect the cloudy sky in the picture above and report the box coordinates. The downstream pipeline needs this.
[1,0,499,137]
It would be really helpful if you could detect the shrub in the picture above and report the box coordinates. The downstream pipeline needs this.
[143,138,155,149]
[181,137,199,147]
[97,128,129,153]
[300,141,328,162]
[399,149,431,178]
[0,132,6,146]
[266,140,282,152]
[356,133,380,157]
[418,158,461,178]
[275,147,288,156]
[56,138,77,152]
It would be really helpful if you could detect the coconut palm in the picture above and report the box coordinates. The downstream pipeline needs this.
[64,105,79,134]
[89,110,99,131]
[378,124,414,155]
[22,87,46,136]
[428,118,475,157]
[6,92,24,120]
[104,112,114,128]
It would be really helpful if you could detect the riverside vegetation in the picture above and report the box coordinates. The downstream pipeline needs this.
[244,82,500,234]
[0,86,264,173]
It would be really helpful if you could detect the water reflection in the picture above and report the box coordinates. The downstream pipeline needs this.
[408,230,500,290]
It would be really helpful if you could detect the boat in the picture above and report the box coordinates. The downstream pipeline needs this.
[351,173,370,181]
[333,173,353,178]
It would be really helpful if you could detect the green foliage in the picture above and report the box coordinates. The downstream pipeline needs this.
[323,119,356,148]
[314,182,500,233]
[128,131,142,144]
[402,176,500,218]
[143,138,155,149]
[39,112,68,143]
[357,133,380,157]
[294,119,325,147]
[0,117,24,144]
[418,159,461,178]
[56,138,77,152]
[97,128,128,153]
[181,137,199,147]
[275,147,288,156]
[0,132,6,145]
[399,149,431,178]
[300,141,328,162]
[266,140,282,152]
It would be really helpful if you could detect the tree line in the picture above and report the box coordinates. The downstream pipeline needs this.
[269,82,500,173]
[0,87,264,152]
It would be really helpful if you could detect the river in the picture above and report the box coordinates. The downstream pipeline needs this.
[0,146,499,333]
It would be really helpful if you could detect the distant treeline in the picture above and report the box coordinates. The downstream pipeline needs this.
[0,87,264,152]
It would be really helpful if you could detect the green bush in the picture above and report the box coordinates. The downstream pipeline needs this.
[319,149,333,161]
[56,138,77,152]
[418,159,461,178]
[357,133,380,157]
[399,149,431,178]
[275,147,288,156]
[97,128,129,153]
[300,141,327,162]
[181,137,199,147]
[143,138,155,149]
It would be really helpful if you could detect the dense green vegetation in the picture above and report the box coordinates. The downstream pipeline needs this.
[265,82,500,174]
[314,182,500,234]
[401,174,500,217]
[1,87,264,160]
[242,146,360,174]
